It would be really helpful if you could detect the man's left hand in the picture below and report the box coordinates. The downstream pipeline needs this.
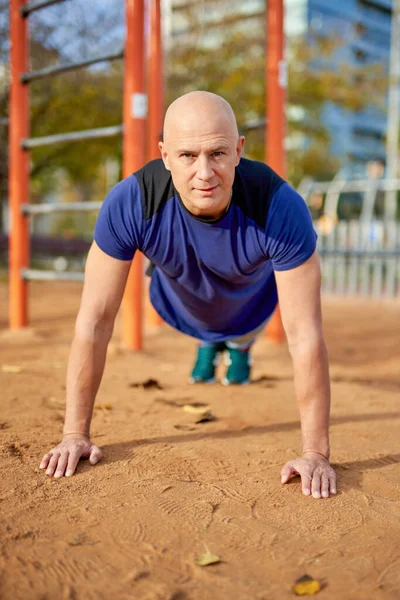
[280,452,337,498]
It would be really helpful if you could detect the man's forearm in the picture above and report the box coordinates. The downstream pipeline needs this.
[289,338,331,458]
[63,324,112,437]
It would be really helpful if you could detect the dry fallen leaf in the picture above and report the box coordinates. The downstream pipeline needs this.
[195,410,216,424]
[174,424,196,431]
[196,551,221,567]
[129,378,163,390]
[2,365,23,374]
[293,574,321,596]
[46,397,65,409]
[94,404,112,410]
[155,396,193,408]
[183,403,209,415]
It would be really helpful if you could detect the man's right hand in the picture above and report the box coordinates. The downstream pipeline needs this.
[39,436,103,478]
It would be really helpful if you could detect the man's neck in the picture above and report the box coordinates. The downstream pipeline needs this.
[183,190,233,222]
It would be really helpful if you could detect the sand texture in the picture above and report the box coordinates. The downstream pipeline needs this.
[1,281,399,600]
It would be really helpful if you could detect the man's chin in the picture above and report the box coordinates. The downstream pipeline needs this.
[191,199,220,215]
[180,190,229,217]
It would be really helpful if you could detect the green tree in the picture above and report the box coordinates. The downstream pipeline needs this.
[0,0,125,233]
[166,25,387,186]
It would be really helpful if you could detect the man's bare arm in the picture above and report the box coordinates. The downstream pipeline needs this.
[274,251,337,498]
[40,241,131,478]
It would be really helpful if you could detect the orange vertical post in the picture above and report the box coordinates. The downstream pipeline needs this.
[148,0,163,160]
[265,0,286,344]
[146,0,163,328]
[9,0,29,330]
[122,0,146,350]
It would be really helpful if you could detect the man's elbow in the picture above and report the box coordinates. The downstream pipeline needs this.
[286,327,326,357]
[74,312,115,344]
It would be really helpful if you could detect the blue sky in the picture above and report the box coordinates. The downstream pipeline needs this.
[1,0,126,67]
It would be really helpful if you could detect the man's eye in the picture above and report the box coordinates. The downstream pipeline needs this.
[213,152,223,157]
[182,153,193,158]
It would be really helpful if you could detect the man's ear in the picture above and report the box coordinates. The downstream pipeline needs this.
[158,142,170,171]
[235,136,245,165]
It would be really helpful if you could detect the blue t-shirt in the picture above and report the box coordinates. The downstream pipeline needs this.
[94,158,317,341]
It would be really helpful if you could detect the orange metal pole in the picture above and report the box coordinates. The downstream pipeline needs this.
[9,0,29,329]
[122,0,146,350]
[265,0,286,344]
[146,0,163,328]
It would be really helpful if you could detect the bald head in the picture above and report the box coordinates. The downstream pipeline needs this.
[158,91,245,219]
[163,91,239,144]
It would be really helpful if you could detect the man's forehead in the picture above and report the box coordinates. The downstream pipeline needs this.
[166,127,238,147]
[176,143,233,155]
[175,130,235,143]
[164,100,239,144]
[173,137,236,153]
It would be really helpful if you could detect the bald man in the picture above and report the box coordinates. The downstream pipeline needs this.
[40,91,337,499]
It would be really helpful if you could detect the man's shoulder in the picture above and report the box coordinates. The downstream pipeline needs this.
[233,158,286,227]
[237,158,285,186]
[133,159,175,220]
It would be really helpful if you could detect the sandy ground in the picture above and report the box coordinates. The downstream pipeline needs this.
[0,280,399,600]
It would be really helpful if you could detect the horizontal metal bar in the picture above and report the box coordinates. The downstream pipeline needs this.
[21,50,124,83]
[22,124,123,149]
[22,268,84,282]
[22,0,68,17]
[319,249,400,257]
[307,179,400,194]
[240,118,266,132]
[22,202,103,215]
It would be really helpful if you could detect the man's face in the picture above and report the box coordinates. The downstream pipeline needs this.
[159,110,245,218]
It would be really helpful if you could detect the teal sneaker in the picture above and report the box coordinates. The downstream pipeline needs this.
[222,347,252,385]
[189,343,225,383]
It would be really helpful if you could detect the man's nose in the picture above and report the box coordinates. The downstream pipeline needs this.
[196,157,214,181]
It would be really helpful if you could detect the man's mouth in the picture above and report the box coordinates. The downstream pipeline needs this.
[197,185,218,192]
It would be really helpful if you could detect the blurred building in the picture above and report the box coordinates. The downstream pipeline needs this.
[306,0,391,177]
[166,0,393,177]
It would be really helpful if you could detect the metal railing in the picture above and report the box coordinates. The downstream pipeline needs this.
[21,50,124,83]
[299,175,400,222]
[21,0,69,17]
[316,219,400,298]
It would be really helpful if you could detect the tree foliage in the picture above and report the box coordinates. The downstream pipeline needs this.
[166,27,386,185]
[0,0,389,229]
[0,0,124,232]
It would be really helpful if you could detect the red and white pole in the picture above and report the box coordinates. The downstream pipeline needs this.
[9,0,30,329]
[122,0,147,349]
[265,0,286,343]
[146,0,163,328]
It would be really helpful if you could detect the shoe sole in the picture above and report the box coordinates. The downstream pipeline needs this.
[188,377,217,384]
[189,351,223,385]
[221,377,250,386]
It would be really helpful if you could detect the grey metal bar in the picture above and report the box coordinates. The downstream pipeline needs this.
[360,180,378,221]
[306,179,400,194]
[324,177,347,218]
[22,269,84,282]
[297,176,315,199]
[21,51,124,83]
[22,0,68,17]
[241,118,266,132]
[0,118,9,126]
[22,124,123,149]
[22,202,103,215]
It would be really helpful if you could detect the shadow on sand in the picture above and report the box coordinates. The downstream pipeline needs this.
[99,411,400,471]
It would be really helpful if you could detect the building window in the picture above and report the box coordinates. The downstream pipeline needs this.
[357,0,391,19]
[311,12,323,31]
[355,22,367,35]
[353,48,368,62]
